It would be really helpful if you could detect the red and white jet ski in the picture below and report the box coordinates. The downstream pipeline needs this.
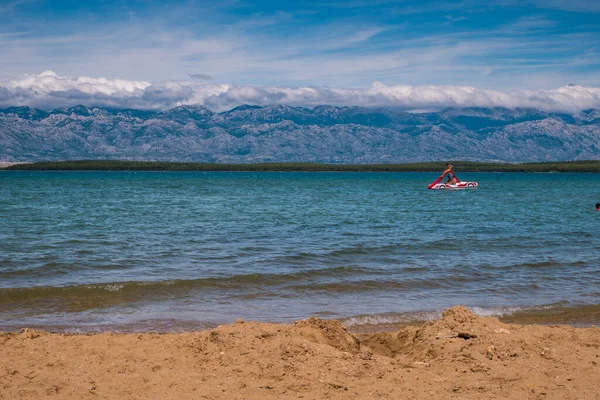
[427,170,477,189]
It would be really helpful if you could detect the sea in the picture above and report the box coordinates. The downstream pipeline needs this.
[1,171,599,332]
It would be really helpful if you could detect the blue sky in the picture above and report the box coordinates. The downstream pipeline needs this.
[1,0,599,88]
[1,0,599,111]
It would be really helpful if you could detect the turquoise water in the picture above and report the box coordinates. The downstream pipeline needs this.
[1,171,599,331]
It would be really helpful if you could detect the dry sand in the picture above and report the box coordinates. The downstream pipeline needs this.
[1,306,599,399]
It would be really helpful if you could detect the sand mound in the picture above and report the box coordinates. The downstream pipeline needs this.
[293,316,360,353]
[441,305,479,325]
[357,306,491,360]
[2,306,600,399]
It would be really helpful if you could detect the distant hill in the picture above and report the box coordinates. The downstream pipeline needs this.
[1,104,599,163]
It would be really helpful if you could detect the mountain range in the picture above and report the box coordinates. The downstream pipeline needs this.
[1,104,599,163]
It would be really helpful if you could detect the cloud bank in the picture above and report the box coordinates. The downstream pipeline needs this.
[2,71,600,113]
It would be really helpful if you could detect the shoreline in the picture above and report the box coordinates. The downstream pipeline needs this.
[2,303,600,335]
[2,306,599,399]
[5,159,600,172]
[0,304,600,335]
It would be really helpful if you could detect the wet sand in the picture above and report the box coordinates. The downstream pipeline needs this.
[1,306,599,399]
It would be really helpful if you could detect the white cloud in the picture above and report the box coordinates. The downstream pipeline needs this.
[1,71,600,113]
[319,27,386,50]
[444,15,467,23]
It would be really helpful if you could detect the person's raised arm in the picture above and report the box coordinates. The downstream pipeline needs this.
[441,163,454,176]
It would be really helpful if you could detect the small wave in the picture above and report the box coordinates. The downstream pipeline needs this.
[469,306,526,317]
[498,302,600,327]
[342,311,443,328]
[0,261,132,279]
[0,265,395,303]
[342,306,529,329]
[343,303,600,330]
[287,279,447,293]
[0,318,219,334]
[494,260,587,271]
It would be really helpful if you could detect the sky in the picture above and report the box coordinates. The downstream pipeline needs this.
[1,0,600,111]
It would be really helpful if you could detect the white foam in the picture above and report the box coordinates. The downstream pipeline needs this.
[342,310,442,327]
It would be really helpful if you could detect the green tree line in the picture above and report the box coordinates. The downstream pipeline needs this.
[6,160,600,172]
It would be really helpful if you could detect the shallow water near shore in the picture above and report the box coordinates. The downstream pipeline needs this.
[1,171,599,332]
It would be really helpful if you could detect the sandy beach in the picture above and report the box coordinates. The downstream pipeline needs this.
[1,306,599,399]
[0,162,28,169]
